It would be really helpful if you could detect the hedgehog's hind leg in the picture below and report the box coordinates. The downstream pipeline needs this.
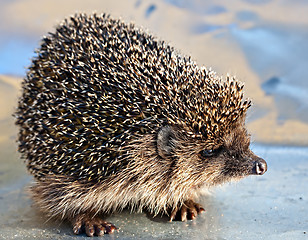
[72,213,117,237]
[169,200,205,222]
[30,175,117,236]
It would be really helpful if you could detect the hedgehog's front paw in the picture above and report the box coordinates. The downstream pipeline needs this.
[169,200,205,222]
[72,214,117,237]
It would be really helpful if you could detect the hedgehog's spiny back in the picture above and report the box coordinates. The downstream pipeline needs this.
[16,13,250,183]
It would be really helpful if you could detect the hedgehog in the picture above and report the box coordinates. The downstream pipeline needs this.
[15,13,267,237]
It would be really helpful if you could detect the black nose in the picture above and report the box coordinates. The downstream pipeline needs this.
[253,158,267,175]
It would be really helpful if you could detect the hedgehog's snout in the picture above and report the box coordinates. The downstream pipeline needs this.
[252,158,267,175]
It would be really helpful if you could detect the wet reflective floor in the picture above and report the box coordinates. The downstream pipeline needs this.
[0,0,308,239]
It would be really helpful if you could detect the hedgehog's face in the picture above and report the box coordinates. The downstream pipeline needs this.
[199,125,267,185]
[157,123,267,186]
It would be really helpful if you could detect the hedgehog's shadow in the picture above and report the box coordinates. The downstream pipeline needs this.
[112,207,170,223]
[145,211,170,223]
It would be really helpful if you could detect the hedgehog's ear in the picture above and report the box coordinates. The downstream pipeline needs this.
[157,126,176,158]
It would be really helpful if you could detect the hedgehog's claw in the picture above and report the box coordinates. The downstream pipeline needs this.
[72,214,117,237]
[169,200,205,222]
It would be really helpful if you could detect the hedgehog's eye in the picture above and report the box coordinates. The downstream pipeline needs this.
[200,148,221,158]
[200,149,215,158]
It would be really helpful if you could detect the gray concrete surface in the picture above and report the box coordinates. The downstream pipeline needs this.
[1,144,307,239]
